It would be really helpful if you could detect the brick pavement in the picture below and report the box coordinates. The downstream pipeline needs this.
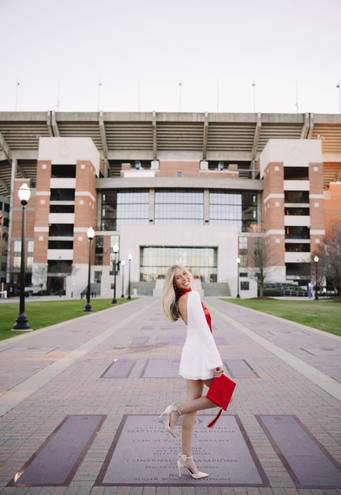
[0,297,340,495]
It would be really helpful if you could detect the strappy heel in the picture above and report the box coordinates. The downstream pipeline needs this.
[159,403,182,438]
[177,453,209,479]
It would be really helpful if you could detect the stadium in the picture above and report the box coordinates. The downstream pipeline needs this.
[0,111,340,297]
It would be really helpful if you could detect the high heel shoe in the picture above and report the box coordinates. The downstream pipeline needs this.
[158,403,182,438]
[177,453,209,479]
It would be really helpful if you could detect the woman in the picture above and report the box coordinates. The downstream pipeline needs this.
[160,264,225,480]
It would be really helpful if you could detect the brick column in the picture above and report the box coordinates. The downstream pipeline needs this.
[309,162,324,252]
[262,162,285,271]
[73,160,97,264]
[33,160,51,264]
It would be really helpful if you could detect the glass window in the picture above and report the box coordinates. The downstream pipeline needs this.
[95,236,104,265]
[51,165,76,178]
[209,190,257,232]
[14,240,21,253]
[239,237,248,250]
[49,224,74,237]
[50,189,75,201]
[50,204,75,213]
[140,246,217,283]
[155,189,203,224]
[101,189,149,230]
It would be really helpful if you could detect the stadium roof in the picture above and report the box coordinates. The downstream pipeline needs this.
[0,111,340,196]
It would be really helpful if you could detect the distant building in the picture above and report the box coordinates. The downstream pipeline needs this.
[0,111,340,296]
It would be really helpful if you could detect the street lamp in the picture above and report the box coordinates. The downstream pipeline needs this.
[121,260,126,298]
[128,253,132,300]
[314,255,319,300]
[84,227,95,312]
[13,183,31,331]
[112,243,120,304]
[236,256,241,299]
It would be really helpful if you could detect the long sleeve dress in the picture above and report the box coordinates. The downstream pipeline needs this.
[178,290,224,380]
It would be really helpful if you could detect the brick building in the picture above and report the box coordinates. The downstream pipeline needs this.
[0,112,340,297]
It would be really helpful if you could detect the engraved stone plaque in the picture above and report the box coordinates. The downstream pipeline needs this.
[1,346,56,354]
[224,360,259,378]
[96,414,268,486]
[155,335,185,345]
[141,359,180,378]
[101,359,136,378]
[10,415,105,487]
[257,415,341,488]
[301,347,341,356]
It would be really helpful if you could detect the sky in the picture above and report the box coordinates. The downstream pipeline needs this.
[0,0,341,114]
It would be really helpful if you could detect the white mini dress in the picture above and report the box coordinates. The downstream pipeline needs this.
[178,290,224,380]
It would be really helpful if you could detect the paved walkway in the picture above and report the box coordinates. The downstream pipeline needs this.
[0,297,340,494]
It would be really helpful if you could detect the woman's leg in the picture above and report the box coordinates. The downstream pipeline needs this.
[175,378,215,416]
[181,379,203,456]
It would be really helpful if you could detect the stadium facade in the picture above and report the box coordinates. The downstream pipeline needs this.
[0,111,340,297]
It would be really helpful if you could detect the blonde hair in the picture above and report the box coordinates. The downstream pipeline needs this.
[161,265,192,322]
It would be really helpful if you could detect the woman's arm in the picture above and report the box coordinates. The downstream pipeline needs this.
[188,290,224,370]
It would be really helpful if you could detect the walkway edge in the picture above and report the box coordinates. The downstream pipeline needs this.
[0,298,158,417]
[0,298,141,349]
[220,299,341,341]
[211,305,341,403]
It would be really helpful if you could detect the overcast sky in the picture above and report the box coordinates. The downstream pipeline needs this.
[1,0,341,114]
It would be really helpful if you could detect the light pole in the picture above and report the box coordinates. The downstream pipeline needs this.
[314,255,319,300]
[13,183,31,331]
[121,260,126,298]
[128,253,132,300]
[112,243,119,304]
[84,227,95,312]
[236,256,241,298]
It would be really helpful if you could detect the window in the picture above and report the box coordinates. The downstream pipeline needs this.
[209,191,257,232]
[50,204,75,213]
[285,207,309,216]
[140,246,217,282]
[239,237,248,252]
[95,236,104,265]
[50,189,75,201]
[48,240,73,249]
[49,224,74,237]
[285,191,309,203]
[101,189,149,230]
[155,189,204,224]
[51,164,76,178]
[285,226,310,239]
[286,263,311,277]
[284,167,309,180]
[48,260,72,274]
[285,243,310,252]
[240,281,249,290]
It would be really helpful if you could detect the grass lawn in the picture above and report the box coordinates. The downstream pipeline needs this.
[225,298,341,337]
[0,298,132,342]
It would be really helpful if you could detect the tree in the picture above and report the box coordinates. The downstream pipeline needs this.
[315,221,341,295]
[247,235,268,297]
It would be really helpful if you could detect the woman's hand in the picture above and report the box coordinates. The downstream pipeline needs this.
[212,366,224,377]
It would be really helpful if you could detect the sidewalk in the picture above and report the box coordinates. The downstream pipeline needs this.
[0,296,340,494]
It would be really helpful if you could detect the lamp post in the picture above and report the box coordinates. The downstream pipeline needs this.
[112,243,119,304]
[314,255,319,300]
[13,183,31,331]
[236,256,241,299]
[128,253,132,300]
[121,260,125,298]
[84,227,95,312]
